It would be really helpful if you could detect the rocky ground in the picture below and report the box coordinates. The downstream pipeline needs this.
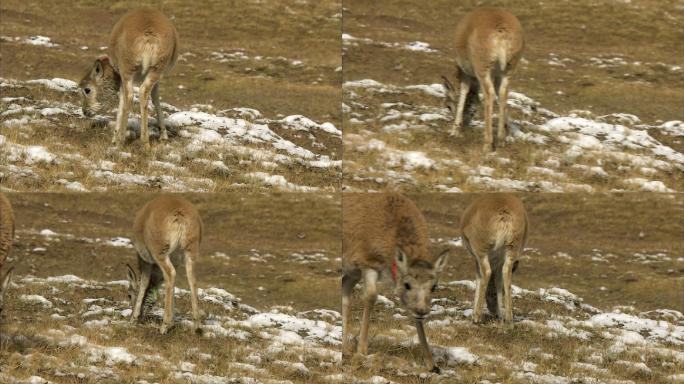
[343,0,684,192]
[0,0,341,192]
[0,193,341,383]
[345,193,684,383]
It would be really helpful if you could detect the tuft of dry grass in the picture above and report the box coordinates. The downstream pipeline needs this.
[342,0,684,192]
[0,0,342,192]
[344,192,684,383]
[0,193,341,383]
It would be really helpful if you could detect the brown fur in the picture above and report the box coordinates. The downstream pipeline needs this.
[80,8,179,148]
[343,193,432,270]
[0,193,15,314]
[342,193,448,372]
[443,7,524,152]
[126,195,202,334]
[460,194,528,323]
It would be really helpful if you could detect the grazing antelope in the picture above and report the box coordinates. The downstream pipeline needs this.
[460,194,528,324]
[342,193,449,373]
[0,193,15,315]
[442,7,524,152]
[80,9,179,148]
[126,195,202,334]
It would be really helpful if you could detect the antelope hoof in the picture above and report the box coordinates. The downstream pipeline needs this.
[159,322,173,334]
[497,138,506,148]
[357,343,368,355]
[449,124,462,137]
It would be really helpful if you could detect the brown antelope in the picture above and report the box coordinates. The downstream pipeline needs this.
[126,195,202,334]
[342,193,449,373]
[80,9,179,148]
[442,7,524,152]
[0,193,15,315]
[460,194,527,324]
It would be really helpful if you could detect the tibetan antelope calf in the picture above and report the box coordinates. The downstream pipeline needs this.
[0,193,15,315]
[460,194,527,324]
[343,193,449,373]
[80,9,179,148]
[443,7,524,152]
[126,195,202,334]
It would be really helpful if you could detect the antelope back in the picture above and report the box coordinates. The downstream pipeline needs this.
[109,9,179,75]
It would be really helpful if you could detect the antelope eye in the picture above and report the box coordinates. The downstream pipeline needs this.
[84,88,91,95]
[404,283,411,290]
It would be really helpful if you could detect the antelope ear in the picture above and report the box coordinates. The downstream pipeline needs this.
[442,75,455,93]
[126,264,137,288]
[441,76,457,113]
[434,249,449,273]
[1,266,14,294]
[94,56,108,78]
[394,246,409,275]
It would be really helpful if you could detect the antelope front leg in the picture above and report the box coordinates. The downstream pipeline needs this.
[502,249,517,323]
[185,244,201,333]
[357,268,378,355]
[494,267,505,320]
[342,270,361,356]
[497,76,510,148]
[114,79,134,146]
[486,267,501,319]
[472,254,491,324]
[158,256,177,334]
[131,262,152,322]
[151,83,168,141]
[450,81,471,137]
[415,319,439,373]
[480,73,496,152]
[139,74,160,149]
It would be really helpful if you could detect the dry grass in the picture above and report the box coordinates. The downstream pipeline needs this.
[345,192,684,383]
[0,0,341,192]
[342,0,684,192]
[412,193,684,312]
[343,0,683,121]
[0,193,341,383]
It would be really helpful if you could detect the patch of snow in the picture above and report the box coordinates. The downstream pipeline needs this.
[26,78,78,92]
[24,35,59,47]
[246,172,319,192]
[20,294,53,308]
[105,237,133,248]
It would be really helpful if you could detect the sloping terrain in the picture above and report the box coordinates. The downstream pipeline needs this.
[0,193,342,383]
[342,0,684,192]
[347,277,684,384]
[0,0,341,192]
[345,193,684,383]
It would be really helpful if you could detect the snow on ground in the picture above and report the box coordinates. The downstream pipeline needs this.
[347,272,684,383]
[342,241,683,382]
[0,76,340,192]
[22,35,60,48]
[343,42,682,192]
[1,272,341,383]
[342,33,438,53]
